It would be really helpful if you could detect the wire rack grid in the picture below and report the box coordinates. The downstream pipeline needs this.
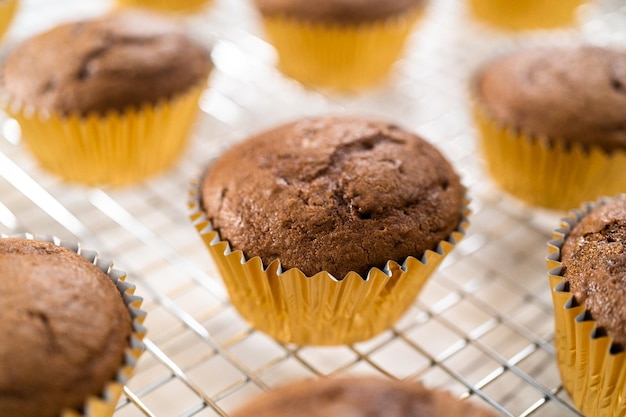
[1,0,625,416]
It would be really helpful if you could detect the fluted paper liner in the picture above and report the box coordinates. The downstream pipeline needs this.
[472,101,626,210]
[189,179,469,346]
[546,196,626,417]
[1,234,147,417]
[115,0,212,13]
[0,0,17,41]
[260,8,423,91]
[3,82,206,186]
[468,0,584,30]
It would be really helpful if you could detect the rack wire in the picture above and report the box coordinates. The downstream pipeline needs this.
[1,0,625,416]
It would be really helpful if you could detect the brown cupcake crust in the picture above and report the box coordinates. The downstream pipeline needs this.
[201,116,463,279]
[560,197,626,346]
[230,377,498,417]
[254,0,426,23]
[2,10,212,116]
[475,46,626,152]
[0,238,132,417]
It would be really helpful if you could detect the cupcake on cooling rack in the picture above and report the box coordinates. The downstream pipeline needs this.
[230,377,499,417]
[0,235,146,417]
[467,0,586,30]
[1,10,213,186]
[472,45,626,210]
[547,195,626,417]
[189,115,468,345]
[253,0,427,90]
[115,0,212,14]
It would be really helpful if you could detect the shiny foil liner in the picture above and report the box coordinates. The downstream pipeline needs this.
[468,0,585,30]
[115,0,212,13]
[0,234,147,417]
[472,101,626,211]
[546,196,626,417]
[259,7,424,91]
[3,82,206,186]
[0,0,17,41]
[189,179,469,346]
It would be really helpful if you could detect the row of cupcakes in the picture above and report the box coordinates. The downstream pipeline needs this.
[0,0,601,93]
[0,7,623,210]
[4,169,625,416]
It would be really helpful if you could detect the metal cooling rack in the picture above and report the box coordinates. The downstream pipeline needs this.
[1,0,625,416]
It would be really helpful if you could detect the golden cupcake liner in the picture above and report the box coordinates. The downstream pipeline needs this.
[259,8,424,91]
[472,102,626,210]
[546,195,626,417]
[0,0,17,41]
[468,0,585,30]
[189,179,469,346]
[3,82,206,186]
[115,0,211,13]
[1,234,147,417]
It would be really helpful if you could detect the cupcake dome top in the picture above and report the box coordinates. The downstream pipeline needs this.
[2,10,212,116]
[230,377,498,417]
[201,116,463,279]
[475,46,626,151]
[254,0,426,23]
[560,197,626,346]
[0,238,132,417]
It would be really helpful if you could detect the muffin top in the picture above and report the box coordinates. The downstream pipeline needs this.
[254,0,426,23]
[230,377,498,417]
[475,46,626,151]
[2,10,212,116]
[0,238,132,417]
[560,197,626,346]
[201,116,463,279]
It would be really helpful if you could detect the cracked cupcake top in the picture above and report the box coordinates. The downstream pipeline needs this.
[201,116,463,279]
[0,238,131,417]
[1,10,212,116]
[561,197,626,346]
[475,46,626,151]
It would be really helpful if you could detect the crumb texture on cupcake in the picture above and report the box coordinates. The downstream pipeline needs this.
[230,377,498,417]
[201,116,463,279]
[0,238,132,417]
[560,197,626,346]
[254,0,426,22]
[2,10,212,116]
[476,46,626,151]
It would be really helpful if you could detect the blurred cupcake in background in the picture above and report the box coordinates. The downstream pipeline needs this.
[115,0,212,14]
[547,195,626,416]
[1,10,213,186]
[230,377,499,417]
[468,0,587,30]
[471,45,626,210]
[0,0,17,41]
[190,116,468,345]
[253,0,427,91]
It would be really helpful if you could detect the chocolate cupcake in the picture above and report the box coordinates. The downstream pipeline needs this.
[0,236,146,417]
[190,116,468,345]
[230,377,498,417]
[253,0,427,90]
[547,195,626,416]
[473,45,626,210]
[2,10,213,185]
